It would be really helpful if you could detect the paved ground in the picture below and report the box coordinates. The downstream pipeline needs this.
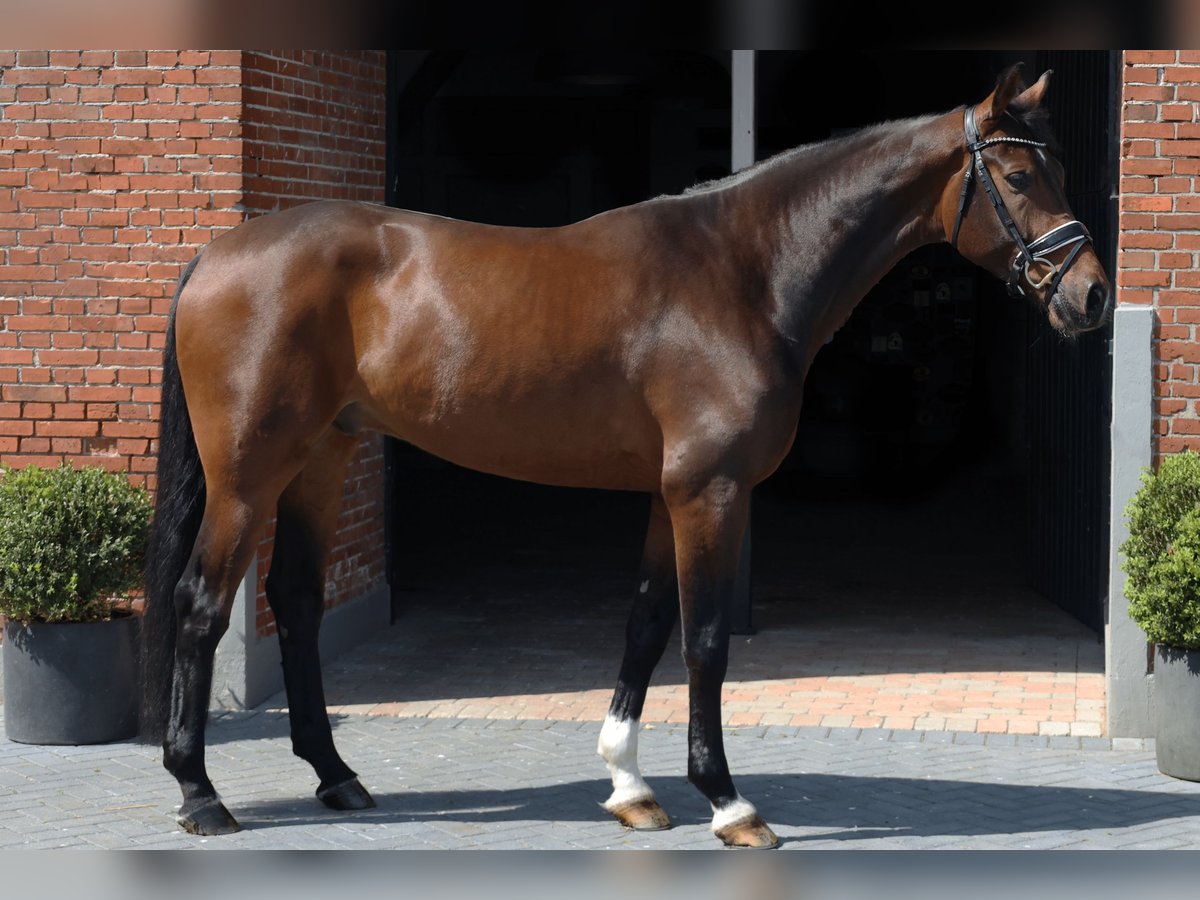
[0,463,1137,848]
[2,709,1198,849]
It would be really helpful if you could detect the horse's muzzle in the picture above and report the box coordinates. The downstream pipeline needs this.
[1053,279,1112,334]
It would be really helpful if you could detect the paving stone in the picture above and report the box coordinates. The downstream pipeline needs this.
[1,710,1199,849]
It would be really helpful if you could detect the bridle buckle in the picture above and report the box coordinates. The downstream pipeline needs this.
[1023,257,1057,291]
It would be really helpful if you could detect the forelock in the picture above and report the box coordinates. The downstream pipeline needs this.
[1005,103,1061,157]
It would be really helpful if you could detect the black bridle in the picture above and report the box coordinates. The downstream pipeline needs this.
[950,106,1091,300]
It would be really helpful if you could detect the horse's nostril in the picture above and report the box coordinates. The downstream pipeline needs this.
[1086,282,1109,322]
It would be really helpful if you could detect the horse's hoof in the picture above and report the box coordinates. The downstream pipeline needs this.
[177,799,241,835]
[714,815,780,849]
[317,777,376,811]
[607,797,672,831]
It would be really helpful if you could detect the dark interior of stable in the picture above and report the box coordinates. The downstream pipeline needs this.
[382,51,1115,639]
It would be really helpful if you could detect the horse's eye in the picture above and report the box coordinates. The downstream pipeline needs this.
[1006,171,1031,191]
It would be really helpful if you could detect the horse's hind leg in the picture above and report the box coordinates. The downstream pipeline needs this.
[167,486,279,835]
[598,494,677,831]
[265,429,375,811]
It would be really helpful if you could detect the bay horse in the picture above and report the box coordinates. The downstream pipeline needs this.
[140,66,1112,848]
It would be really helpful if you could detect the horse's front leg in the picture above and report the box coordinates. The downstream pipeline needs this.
[664,474,779,849]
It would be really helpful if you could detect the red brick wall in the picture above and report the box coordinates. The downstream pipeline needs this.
[1120,50,1200,459]
[0,50,244,478]
[0,50,388,630]
[241,51,386,212]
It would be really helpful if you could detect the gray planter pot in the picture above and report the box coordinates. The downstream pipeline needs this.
[1155,644,1200,781]
[2,614,138,745]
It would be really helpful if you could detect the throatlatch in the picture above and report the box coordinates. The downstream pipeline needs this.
[950,106,1091,301]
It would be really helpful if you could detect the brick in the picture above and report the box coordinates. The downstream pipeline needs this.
[2,385,68,403]
[1159,139,1200,156]
[48,51,81,68]
[1119,230,1172,249]
[100,68,164,85]
[1126,50,1176,65]
[1165,67,1200,83]
[1125,122,1175,139]
[1122,196,1172,212]
[1124,84,1175,102]
[1120,250,1155,267]
[36,420,99,437]
[1160,341,1200,363]
[1120,176,1154,194]
[6,314,69,330]
[1158,290,1200,306]
[1121,269,1172,287]
[1154,213,1200,229]
[1155,176,1191,193]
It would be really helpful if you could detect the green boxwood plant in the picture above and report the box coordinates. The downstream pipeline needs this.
[1120,450,1200,650]
[0,464,152,624]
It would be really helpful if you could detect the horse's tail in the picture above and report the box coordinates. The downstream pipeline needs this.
[139,253,205,743]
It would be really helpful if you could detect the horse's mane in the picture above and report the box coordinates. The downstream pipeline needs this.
[669,116,933,201]
[658,100,1061,203]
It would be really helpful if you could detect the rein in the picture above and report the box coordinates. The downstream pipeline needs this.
[950,106,1091,300]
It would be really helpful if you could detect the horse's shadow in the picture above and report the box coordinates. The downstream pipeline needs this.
[227,772,1200,844]
[202,711,1200,843]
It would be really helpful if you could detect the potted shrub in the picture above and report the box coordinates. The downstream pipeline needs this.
[1121,449,1200,780]
[0,463,151,744]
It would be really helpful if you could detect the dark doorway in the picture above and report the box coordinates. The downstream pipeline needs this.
[1023,50,1117,631]
[381,51,1115,635]
[751,51,1114,633]
[382,51,732,619]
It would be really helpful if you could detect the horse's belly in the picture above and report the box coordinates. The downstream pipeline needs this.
[354,386,665,492]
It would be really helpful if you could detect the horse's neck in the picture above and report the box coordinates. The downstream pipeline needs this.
[742,112,963,363]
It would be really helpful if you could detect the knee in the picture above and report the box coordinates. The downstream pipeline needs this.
[265,558,324,631]
[624,614,671,657]
[682,635,729,678]
[265,566,311,607]
[174,580,230,651]
[265,583,323,644]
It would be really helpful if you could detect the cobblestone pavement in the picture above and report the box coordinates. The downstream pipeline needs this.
[324,470,1106,738]
[297,588,1104,737]
[2,709,1197,849]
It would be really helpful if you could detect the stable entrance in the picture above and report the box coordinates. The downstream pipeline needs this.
[380,51,1116,725]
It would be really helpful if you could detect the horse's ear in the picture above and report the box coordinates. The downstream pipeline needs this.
[1013,69,1053,111]
[976,64,1025,131]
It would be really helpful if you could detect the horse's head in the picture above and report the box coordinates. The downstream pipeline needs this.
[941,65,1112,336]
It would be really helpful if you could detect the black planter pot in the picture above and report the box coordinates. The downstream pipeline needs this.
[1155,644,1200,782]
[2,614,138,745]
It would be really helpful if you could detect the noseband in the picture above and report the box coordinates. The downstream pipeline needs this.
[950,106,1091,300]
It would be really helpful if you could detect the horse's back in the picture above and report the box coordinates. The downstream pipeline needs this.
[174,200,690,491]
